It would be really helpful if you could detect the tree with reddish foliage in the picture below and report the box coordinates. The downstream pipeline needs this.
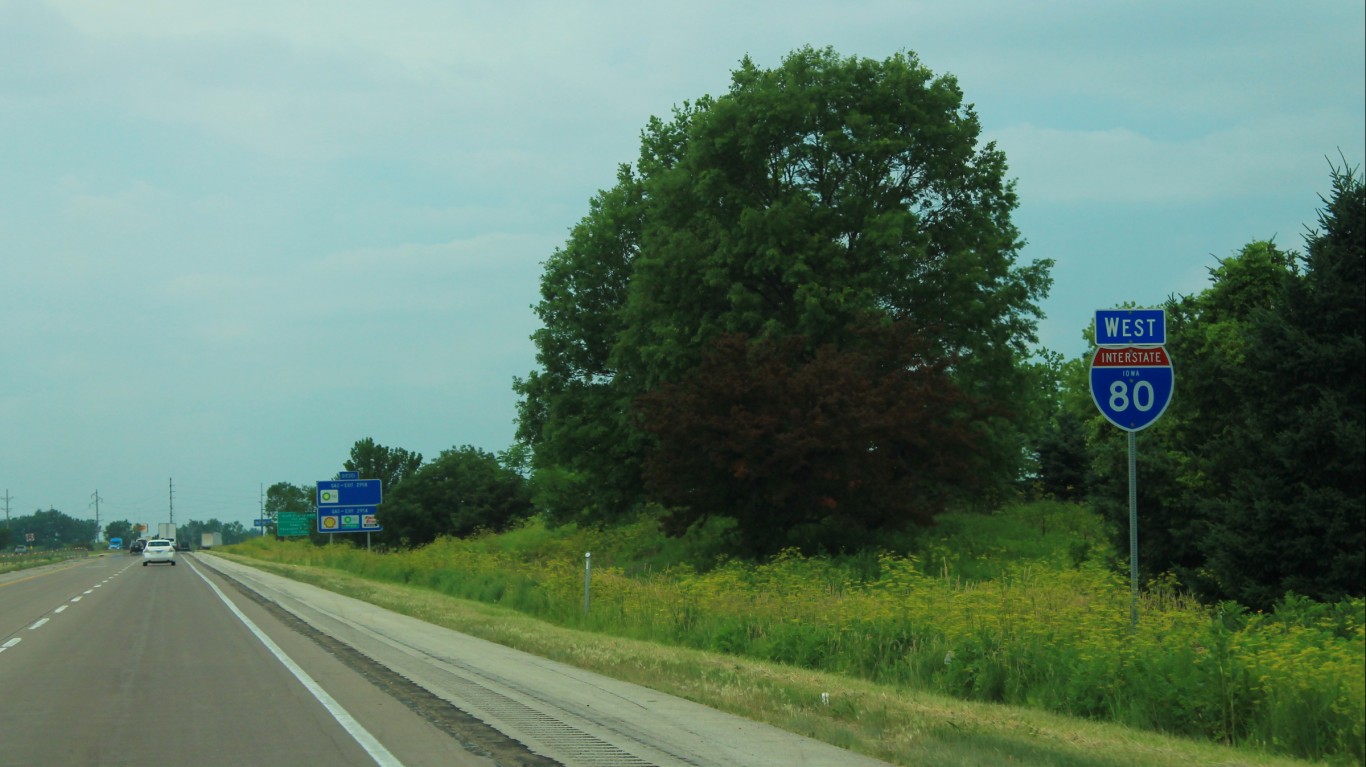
[636,321,986,555]
[516,48,1051,547]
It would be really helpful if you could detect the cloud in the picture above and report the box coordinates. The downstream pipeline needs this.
[990,111,1360,206]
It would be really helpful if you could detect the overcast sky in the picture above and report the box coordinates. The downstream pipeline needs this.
[2,0,1362,533]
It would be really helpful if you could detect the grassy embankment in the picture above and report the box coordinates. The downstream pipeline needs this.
[0,549,91,575]
[223,501,1364,766]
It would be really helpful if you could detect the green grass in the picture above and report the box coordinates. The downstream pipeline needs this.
[223,502,1364,765]
[220,553,1320,767]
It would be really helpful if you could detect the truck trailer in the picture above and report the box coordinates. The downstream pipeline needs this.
[201,532,222,549]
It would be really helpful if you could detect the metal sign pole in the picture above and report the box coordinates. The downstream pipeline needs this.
[1128,431,1139,631]
[1090,308,1174,634]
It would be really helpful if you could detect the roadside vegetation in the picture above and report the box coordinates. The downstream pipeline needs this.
[239,47,1362,767]
[226,501,1364,765]
[0,548,91,575]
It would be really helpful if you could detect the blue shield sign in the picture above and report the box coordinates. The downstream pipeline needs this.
[1089,346,1175,431]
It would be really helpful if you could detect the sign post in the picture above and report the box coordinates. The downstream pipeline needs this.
[1090,309,1174,630]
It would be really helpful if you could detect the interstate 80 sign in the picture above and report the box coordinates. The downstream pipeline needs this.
[1089,309,1174,432]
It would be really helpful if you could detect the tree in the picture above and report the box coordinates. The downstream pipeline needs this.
[1022,351,1092,502]
[265,482,313,515]
[104,520,134,545]
[1086,246,1301,590]
[636,321,987,555]
[343,438,423,492]
[518,47,1051,543]
[9,508,97,549]
[514,165,645,526]
[378,446,532,547]
[1081,166,1365,608]
[264,481,327,543]
[1201,165,1365,607]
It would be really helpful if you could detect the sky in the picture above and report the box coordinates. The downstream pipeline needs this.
[1,0,1362,534]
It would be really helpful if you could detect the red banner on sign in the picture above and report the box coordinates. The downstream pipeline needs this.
[1092,346,1171,367]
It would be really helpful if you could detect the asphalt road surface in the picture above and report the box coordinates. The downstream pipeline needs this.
[1,553,890,767]
[0,553,491,767]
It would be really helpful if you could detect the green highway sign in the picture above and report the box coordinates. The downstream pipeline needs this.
[276,512,313,537]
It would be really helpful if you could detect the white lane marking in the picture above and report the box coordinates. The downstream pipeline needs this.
[186,560,404,767]
[55,605,68,614]
[84,589,93,594]
[70,597,82,603]
[2,638,20,649]
[28,619,49,630]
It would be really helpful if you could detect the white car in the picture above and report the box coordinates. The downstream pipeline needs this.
[142,539,176,566]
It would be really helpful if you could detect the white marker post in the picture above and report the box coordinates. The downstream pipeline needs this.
[583,552,592,615]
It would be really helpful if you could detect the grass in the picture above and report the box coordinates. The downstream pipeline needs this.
[217,553,1321,767]
[0,549,91,575]
[218,501,1363,765]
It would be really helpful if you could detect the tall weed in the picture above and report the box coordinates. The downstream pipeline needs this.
[229,506,1364,763]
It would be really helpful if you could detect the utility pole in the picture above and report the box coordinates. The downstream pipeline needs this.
[91,490,102,545]
[259,483,265,537]
[2,490,11,529]
[168,477,175,526]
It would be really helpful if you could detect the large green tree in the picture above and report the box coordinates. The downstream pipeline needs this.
[514,165,645,526]
[265,482,314,515]
[265,481,326,543]
[378,446,532,547]
[103,520,134,546]
[1201,166,1365,607]
[10,508,97,549]
[1087,245,1301,589]
[518,47,1051,544]
[343,438,423,492]
[1082,167,1365,608]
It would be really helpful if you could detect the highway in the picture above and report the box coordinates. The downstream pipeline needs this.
[0,553,890,767]
[0,554,491,767]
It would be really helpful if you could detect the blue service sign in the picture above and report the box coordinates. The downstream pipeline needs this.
[317,479,383,507]
[1089,346,1175,432]
[1096,309,1166,346]
[318,507,382,533]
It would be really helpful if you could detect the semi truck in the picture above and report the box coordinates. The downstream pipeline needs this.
[201,532,222,549]
[157,523,177,544]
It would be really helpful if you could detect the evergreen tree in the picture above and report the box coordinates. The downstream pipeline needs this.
[1203,165,1365,607]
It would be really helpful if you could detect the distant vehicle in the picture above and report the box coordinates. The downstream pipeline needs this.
[12,545,26,555]
[174,540,190,552]
[129,539,147,554]
[201,532,222,549]
[142,539,176,566]
[108,537,123,550]
[157,523,177,546]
